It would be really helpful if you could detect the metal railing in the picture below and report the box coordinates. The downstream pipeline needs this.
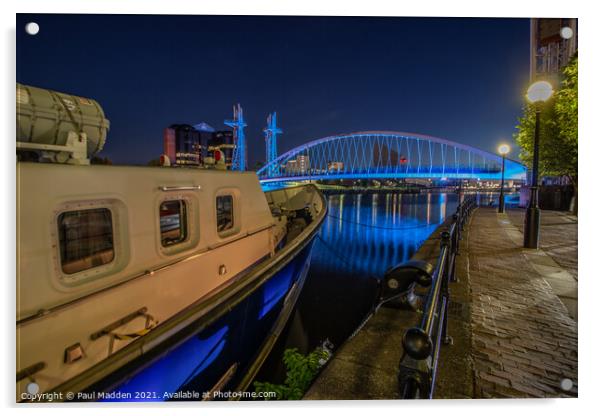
[379,195,477,399]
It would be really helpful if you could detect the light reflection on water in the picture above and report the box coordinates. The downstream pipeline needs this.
[257,190,521,385]
[257,191,460,384]
[312,192,458,280]
[294,192,460,350]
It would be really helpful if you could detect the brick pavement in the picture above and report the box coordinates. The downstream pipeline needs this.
[506,208,578,279]
[495,209,578,320]
[305,206,578,400]
[466,207,578,398]
[507,208,578,280]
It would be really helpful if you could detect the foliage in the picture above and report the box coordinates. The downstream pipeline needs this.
[90,156,113,165]
[514,55,578,184]
[253,347,330,400]
[556,57,578,148]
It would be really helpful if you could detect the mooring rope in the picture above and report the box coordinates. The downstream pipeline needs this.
[315,234,380,281]
[314,234,383,341]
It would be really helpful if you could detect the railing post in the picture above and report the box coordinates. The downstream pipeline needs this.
[451,213,460,259]
[397,196,479,399]
[398,356,432,399]
[440,231,452,345]
[441,230,451,282]
[460,200,466,232]
[459,212,465,241]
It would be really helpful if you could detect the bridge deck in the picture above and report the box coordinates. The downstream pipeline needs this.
[257,131,527,183]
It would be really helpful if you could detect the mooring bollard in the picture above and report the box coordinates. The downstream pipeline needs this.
[380,260,434,310]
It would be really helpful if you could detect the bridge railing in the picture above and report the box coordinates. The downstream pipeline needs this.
[379,195,477,399]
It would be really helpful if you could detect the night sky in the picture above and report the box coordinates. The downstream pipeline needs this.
[16,14,530,166]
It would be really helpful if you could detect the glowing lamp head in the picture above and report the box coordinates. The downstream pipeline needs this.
[526,81,554,103]
[498,144,510,156]
[560,26,574,39]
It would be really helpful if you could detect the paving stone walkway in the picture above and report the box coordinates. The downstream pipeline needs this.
[467,207,578,398]
[304,206,578,400]
[504,209,578,320]
[505,209,578,280]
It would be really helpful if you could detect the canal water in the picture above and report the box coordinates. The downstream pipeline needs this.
[254,191,462,386]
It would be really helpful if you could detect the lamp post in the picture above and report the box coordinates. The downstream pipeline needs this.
[524,81,554,249]
[497,144,510,213]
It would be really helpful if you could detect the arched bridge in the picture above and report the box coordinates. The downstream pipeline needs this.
[257,131,527,183]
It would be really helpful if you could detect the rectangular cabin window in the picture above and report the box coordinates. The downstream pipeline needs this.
[160,200,188,246]
[58,208,115,274]
[216,195,234,234]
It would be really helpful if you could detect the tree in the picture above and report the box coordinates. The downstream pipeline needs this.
[90,155,113,165]
[514,55,578,212]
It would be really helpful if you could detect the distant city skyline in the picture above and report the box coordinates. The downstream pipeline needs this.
[16,14,531,167]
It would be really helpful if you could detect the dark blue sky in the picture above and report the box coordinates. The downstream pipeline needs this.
[16,14,530,166]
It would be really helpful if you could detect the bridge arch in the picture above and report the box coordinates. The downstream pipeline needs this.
[257,131,527,183]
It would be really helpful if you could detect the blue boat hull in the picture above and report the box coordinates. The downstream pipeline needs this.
[91,240,317,402]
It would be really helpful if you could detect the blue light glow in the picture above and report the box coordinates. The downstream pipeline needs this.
[313,192,459,279]
[102,325,229,401]
[225,104,247,171]
[258,262,295,319]
[257,131,527,183]
[264,112,282,178]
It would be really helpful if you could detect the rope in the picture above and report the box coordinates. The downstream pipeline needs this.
[110,314,158,341]
[314,234,383,342]
[315,235,380,281]
[326,213,440,230]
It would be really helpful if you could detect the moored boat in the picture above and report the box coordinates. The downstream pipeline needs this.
[16,84,326,402]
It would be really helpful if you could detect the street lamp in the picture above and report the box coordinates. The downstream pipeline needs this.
[524,80,554,249]
[497,144,510,213]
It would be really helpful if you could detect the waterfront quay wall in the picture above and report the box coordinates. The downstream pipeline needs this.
[304,215,459,399]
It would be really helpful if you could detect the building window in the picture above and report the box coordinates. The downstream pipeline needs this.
[160,200,188,246]
[58,208,115,274]
[216,195,234,234]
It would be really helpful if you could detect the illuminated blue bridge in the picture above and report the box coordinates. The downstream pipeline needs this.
[257,131,527,183]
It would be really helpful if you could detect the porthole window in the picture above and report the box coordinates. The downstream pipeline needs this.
[58,208,115,274]
[216,195,234,234]
[160,200,188,246]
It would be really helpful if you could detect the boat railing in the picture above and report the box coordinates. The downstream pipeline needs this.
[265,184,322,218]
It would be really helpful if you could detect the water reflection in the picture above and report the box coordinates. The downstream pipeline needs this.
[313,192,458,279]
[256,191,460,385]
[294,192,459,349]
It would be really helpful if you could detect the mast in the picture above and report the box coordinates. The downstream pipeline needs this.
[263,112,282,177]
[224,103,247,171]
